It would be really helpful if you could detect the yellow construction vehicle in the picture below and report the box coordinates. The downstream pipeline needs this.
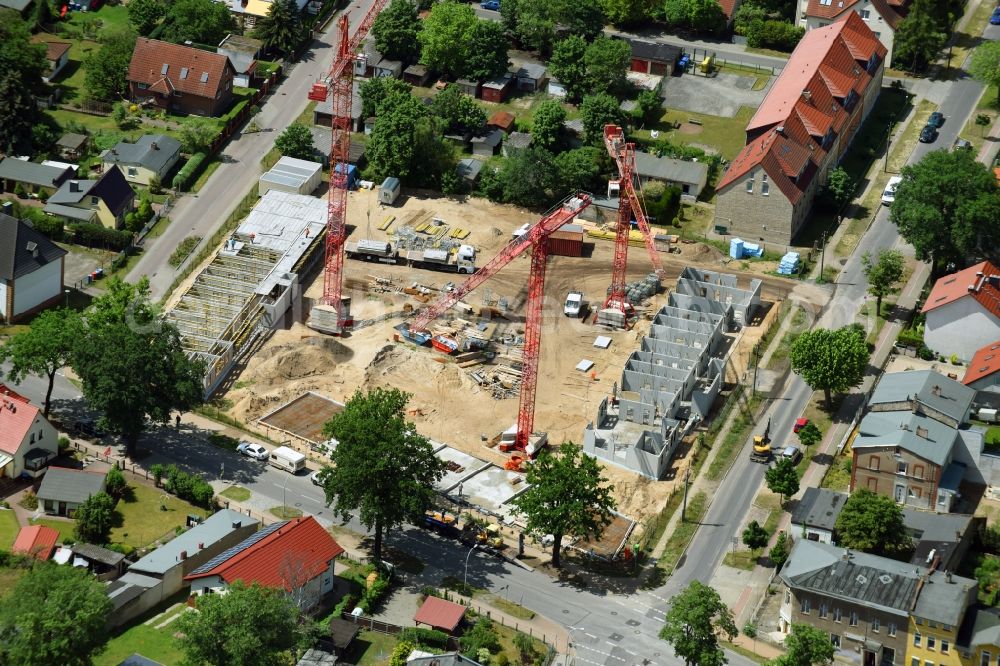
[750,418,772,463]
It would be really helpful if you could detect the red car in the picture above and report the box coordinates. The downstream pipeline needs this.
[793,418,809,433]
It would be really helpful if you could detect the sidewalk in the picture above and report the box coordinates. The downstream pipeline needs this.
[976,117,1000,166]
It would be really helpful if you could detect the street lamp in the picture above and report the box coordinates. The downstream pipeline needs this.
[464,544,479,588]
[282,472,292,513]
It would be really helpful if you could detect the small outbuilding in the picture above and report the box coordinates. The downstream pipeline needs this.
[12,524,60,560]
[414,595,467,634]
[547,223,584,257]
[487,111,516,134]
[626,39,681,75]
[502,132,532,157]
[453,78,481,98]
[259,156,323,196]
[633,151,709,197]
[470,129,504,158]
[480,73,513,104]
[513,63,548,92]
[379,177,401,205]
[56,133,89,161]
[456,158,483,184]
[37,467,107,517]
[403,64,431,87]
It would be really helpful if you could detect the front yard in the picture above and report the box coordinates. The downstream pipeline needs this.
[109,482,209,550]
[0,508,20,550]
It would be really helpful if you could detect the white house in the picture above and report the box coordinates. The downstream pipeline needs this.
[0,213,67,324]
[922,261,1000,362]
[0,385,59,480]
[796,0,909,67]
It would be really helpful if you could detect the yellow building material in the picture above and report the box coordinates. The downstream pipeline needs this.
[378,215,395,231]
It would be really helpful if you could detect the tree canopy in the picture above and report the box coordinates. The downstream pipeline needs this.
[177,582,303,666]
[275,122,316,160]
[531,100,567,151]
[127,0,166,35]
[430,84,487,136]
[742,520,769,551]
[365,94,453,188]
[771,623,835,666]
[418,1,478,79]
[893,0,947,72]
[796,422,822,448]
[658,0,726,34]
[889,148,1000,270]
[764,457,800,504]
[599,0,653,25]
[510,442,616,568]
[358,76,413,119]
[502,0,604,52]
[252,0,304,56]
[790,325,868,408]
[0,562,113,666]
[580,93,627,144]
[480,146,561,208]
[861,249,904,318]
[0,12,48,153]
[583,36,630,96]
[660,580,737,666]
[555,147,608,194]
[73,279,204,457]
[372,0,421,63]
[0,308,81,416]
[74,491,118,544]
[834,488,912,559]
[321,388,445,561]
[83,27,137,101]
[970,41,1000,106]
[162,0,235,46]
[549,36,589,102]
[465,20,510,82]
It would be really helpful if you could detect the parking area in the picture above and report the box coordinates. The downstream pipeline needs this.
[662,71,773,117]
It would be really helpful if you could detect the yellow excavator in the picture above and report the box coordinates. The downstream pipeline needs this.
[750,418,772,463]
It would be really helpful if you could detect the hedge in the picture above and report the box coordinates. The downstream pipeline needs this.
[400,627,449,649]
[68,222,132,251]
[33,215,65,241]
[173,152,208,191]
[162,464,215,508]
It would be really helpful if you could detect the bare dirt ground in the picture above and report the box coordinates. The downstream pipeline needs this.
[219,191,824,522]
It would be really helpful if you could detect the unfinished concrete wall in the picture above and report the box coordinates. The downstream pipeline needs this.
[676,267,762,326]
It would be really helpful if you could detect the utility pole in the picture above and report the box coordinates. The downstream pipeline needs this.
[681,466,690,522]
[820,229,828,278]
[884,123,892,172]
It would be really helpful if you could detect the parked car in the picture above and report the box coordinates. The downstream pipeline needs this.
[480,0,499,9]
[564,291,584,317]
[919,125,938,143]
[779,446,803,464]
[236,441,269,461]
[793,417,810,434]
[991,6,1000,24]
[881,176,903,206]
[927,111,945,128]
[953,137,973,151]
[310,470,324,487]
[75,419,107,439]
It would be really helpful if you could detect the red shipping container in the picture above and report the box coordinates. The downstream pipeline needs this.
[547,230,583,257]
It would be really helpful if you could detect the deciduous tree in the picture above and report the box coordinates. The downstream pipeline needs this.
[765,457,799,504]
[821,166,853,210]
[495,146,561,208]
[893,0,947,72]
[769,531,789,568]
[0,562,112,666]
[510,442,616,568]
[531,99,567,150]
[180,118,219,153]
[742,520,769,551]
[862,248,905,318]
[372,0,421,63]
[162,0,235,46]
[834,488,912,559]
[0,308,81,416]
[127,0,166,35]
[321,388,445,561]
[633,89,664,127]
[275,122,316,160]
[177,581,303,666]
[83,27,137,101]
[365,94,451,187]
[555,146,607,194]
[418,1,477,79]
[465,20,509,82]
[771,623,835,666]
[0,12,48,153]
[74,491,117,544]
[583,36,630,96]
[358,76,412,119]
[599,0,652,25]
[549,36,589,102]
[580,93,627,144]
[790,325,868,408]
[252,0,304,56]
[660,580,737,666]
[796,422,822,448]
[889,149,1000,270]
[970,40,1000,107]
[430,84,487,135]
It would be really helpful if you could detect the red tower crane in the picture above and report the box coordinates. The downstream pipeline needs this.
[408,194,593,453]
[602,124,666,316]
[308,1,389,333]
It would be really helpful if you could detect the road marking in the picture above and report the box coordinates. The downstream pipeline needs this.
[622,649,637,656]
[574,644,626,663]
[584,632,597,640]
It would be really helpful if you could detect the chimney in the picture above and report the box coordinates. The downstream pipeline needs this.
[801,90,811,100]
[180,550,188,560]
[198,542,204,550]
[232,520,241,529]
[151,141,159,150]
[916,426,928,439]
[969,284,977,292]
[843,548,852,561]
[26,241,38,259]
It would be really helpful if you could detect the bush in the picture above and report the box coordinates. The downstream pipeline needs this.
[31,215,65,241]
[148,174,163,194]
[162,464,215,508]
[68,223,132,251]
[58,436,71,452]
[745,19,804,51]
[460,618,501,659]
[358,575,391,613]
[150,463,166,486]
[19,491,38,511]
[168,236,202,268]
[172,152,207,191]
[400,627,449,649]
[105,466,128,500]
[14,183,27,198]
[207,433,240,450]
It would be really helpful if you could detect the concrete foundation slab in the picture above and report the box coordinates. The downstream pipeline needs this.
[434,445,491,493]
[454,464,529,518]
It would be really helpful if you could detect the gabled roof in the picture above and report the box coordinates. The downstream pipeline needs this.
[0,158,74,189]
[488,111,515,131]
[37,467,106,505]
[73,541,127,566]
[128,38,232,100]
[12,525,59,560]
[963,340,1000,386]
[49,166,135,219]
[57,133,88,150]
[102,134,182,172]
[625,39,681,64]
[853,410,958,466]
[414,595,467,632]
[790,487,845,532]
[0,213,67,282]
[716,128,817,204]
[717,0,740,19]
[130,509,259,576]
[185,516,343,589]
[805,0,861,21]
[869,370,976,425]
[633,151,709,185]
[922,260,1000,322]
[40,41,71,62]
[0,385,43,456]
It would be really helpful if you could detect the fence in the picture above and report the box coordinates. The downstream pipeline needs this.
[681,47,780,76]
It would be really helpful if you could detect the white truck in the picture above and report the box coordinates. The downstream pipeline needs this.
[269,446,307,474]
[564,291,584,317]
[345,239,476,274]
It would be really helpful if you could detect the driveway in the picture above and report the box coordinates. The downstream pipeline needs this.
[662,71,772,117]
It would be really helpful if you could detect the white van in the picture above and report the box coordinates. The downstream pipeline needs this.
[269,446,306,474]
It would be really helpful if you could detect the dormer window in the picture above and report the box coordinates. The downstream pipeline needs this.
[867,53,880,73]
[845,90,858,112]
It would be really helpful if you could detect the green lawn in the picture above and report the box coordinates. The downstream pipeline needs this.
[0,509,21,550]
[219,486,251,502]
[32,35,101,103]
[29,517,76,542]
[65,4,130,32]
[0,568,27,598]
[110,483,208,550]
[269,506,304,520]
[95,598,189,666]
[342,629,399,666]
[631,106,755,161]
[659,491,708,574]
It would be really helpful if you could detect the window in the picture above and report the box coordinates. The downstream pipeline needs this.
[819,0,831,4]
[819,603,828,619]
[849,611,858,627]
[914,465,925,480]
[867,478,879,491]
[127,167,138,177]
[897,462,908,475]
[38,429,43,440]
[845,90,858,112]
[762,182,769,196]
[929,621,937,629]
[928,636,936,650]
[860,8,870,18]
[888,623,897,637]
[801,598,811,614]
[30,433,35,444]
[90,196,98,205]
[831,634,841,648]
[914,632,922,647]
[942,640,950,654]
[916,618,923,625]
[925,661,934,666]
[869,456,880,471]
[173,91,182,97]
[912,659,920,666]
[872,617,880,633]
[985,652,993,666]
[785,589,791,604]
[137,83,149,90]
[834,608,842,623]
[746,178,753,194]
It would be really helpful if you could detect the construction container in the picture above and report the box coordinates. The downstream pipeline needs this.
[547,224,584,257]
[379,177,400,205]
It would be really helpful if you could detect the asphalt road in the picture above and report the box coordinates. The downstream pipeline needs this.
[125,0,378,301]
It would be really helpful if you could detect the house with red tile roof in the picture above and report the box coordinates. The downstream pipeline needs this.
[0,385,58,480]
[12,524,60,560]
[717,0,746,24]
[797,0,909,67]
[185,516,343,610]
[922,261,1000,362]
[127,38,235,117]
[714,12,885,245]
[963,340,1000,391]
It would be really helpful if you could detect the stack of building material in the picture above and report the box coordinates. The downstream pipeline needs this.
[776,252,801,275]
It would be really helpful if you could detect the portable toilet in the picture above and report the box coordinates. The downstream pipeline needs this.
[379,177,400,205]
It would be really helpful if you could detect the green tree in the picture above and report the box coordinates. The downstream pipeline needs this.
[33,0,54,30]
[796,422,822,448]
[893,0,946,72]
[861,248,904,318]
[83,27,137,101]
[502,0,555,53]
[742,520,769,551]
[790,325,868,408]
[531,99,567,150]
[764,457,799,504]
[510,442,616,568]
[372,0,421,63]
[465,20,509,82]
[252,0,303,56]
[659,0,690,27]
[127,0,166,35]
[687,0,726,33]
[555,147,607,194]
[459,618,502,659]
[180,118,219,153]
[418,1,477,79]
[970,40,1000,108]
[580,93,626,144]
[821,166,853,209]
[496,146,561,208]
[633,89,664,127]
[162,0,235,46]
[275,122,316,160]
[358,76,412,119]
[320,388,445,561]
[584,36,630,96]
[0,12,47,153]
[599,0,653,24]
[105,466,128,500]
[0,308,81,416]
[549,35,589,102]
[430,84,487,135]
[74,491,118,544]
[834,488,912,558]
[889,149,1000,270]
[977,114,993,136]
[771,623,835,666]
[769,531,789,569]
[365,94,451,187]
[390,641,415,666]
[177,582,303,666]
[561,0,606,39]
[72,279,204,457]
[0,562,112,665]
[659,580,737,666]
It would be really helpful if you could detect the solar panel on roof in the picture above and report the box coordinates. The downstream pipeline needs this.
[189,520,287,575]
